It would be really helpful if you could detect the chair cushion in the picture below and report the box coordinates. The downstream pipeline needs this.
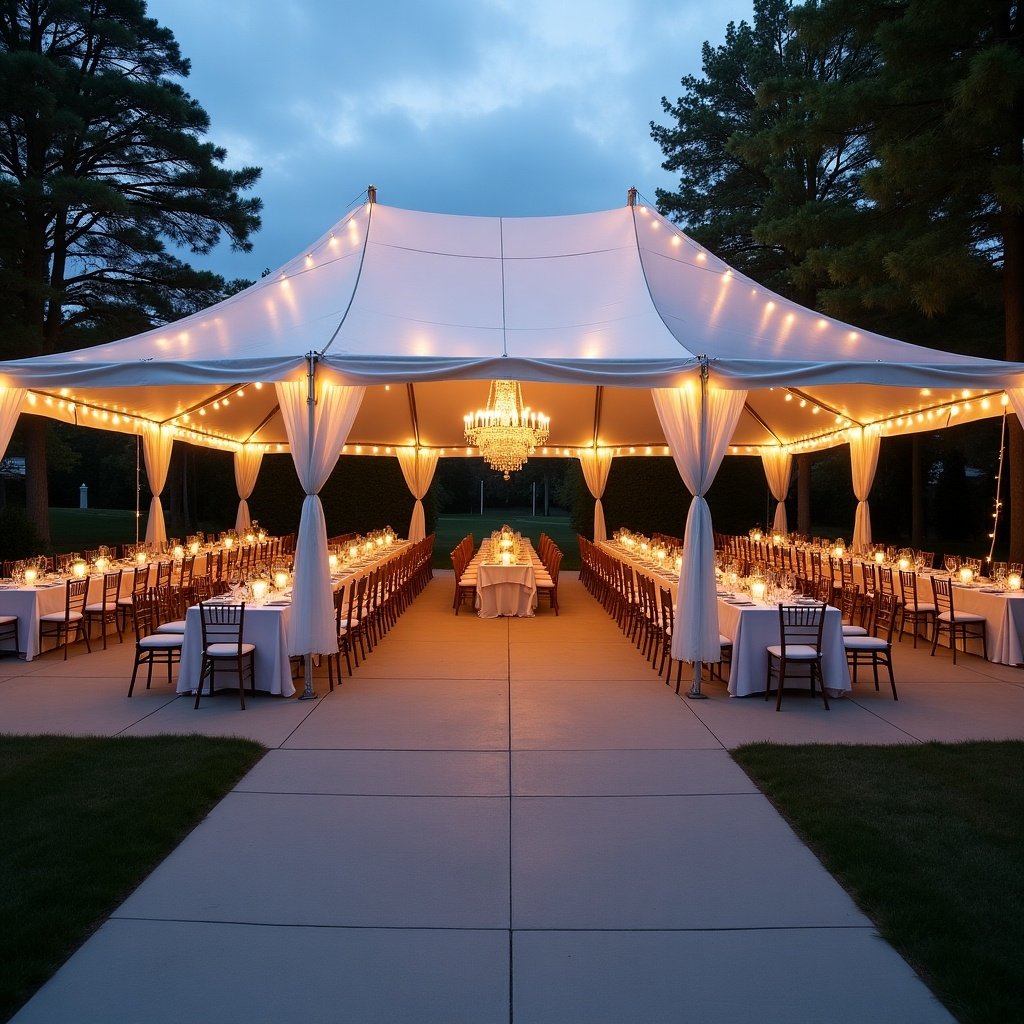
[156,621,187,633]
[139,634,183,649]
[905,602,936,612]
[937,611,986,623]
[40,611,83,622]
[0,615,17,624]
[766,644,819,659]
[841,624,868,636]
[844,636,888,651]
[206,642,256,656]
[84,603,110,613]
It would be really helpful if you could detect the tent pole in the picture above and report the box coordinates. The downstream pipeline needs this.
[688,660,707,700]
[687,359,710,700]
[299,352,318,700]
[134,433,141,549]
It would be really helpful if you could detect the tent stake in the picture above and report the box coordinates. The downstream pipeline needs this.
[687,660,708,699]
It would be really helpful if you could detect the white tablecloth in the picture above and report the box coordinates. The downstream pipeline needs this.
[177,602,294,697]
[597,540,680,610]
[946,585,1024,665]
[0,571,126,660]
[477,562,536,617]
[718,599,850,698]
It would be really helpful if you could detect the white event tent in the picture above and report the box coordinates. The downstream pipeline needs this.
[3,191,1024,691]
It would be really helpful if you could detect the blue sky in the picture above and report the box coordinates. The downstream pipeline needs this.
[145,0,754,280]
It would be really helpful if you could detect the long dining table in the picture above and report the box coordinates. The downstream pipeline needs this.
[470,539,542,618]
[176,539,411,697]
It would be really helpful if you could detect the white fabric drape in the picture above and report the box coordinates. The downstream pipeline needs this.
[850,427,881,553]
[142,424,174,547]
[761,449,792,535]
[653,381,747,664]
[396,447,439,542]
[276,377,365,656]
[579,449,614,541]
[1006,388,1024,430]
[233,445,264,533]
[0,388,26,461]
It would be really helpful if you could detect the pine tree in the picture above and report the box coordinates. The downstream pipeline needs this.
[0,0,261,542]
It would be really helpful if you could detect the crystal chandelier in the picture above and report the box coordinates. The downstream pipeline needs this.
[463,380,550,480]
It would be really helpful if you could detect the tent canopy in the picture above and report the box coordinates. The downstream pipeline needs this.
[3,198,1022,457]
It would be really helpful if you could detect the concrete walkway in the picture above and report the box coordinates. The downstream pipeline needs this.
[6,574,1023,1023]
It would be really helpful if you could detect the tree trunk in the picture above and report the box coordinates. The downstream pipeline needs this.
[23,417,50,546]
[911,434,924,548]
[797,453,811,535]
[1004,206,1024,562]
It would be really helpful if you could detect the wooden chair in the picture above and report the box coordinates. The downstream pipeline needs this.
[844,591,898,699]
[897,569,936,648]
[930,576,987,663]
[451,547,476,614]
[153,585,187,635]
[128,592,182,696]
[765,603,829,711]
[839,583,868,637]
[0,613,20,658]
[194,602,255,710]
[83,569,123,648]
[535,549,562,615]
[39,578,90,659]
[117,564,150,635]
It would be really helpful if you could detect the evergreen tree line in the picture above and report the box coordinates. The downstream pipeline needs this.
[651,0,1024,557]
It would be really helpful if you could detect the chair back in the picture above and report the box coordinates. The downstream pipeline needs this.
[839,583,860,625]
[815,574,833,605]
[129,564,149,597]
[199,601,246,651]
[916,550,935,569]
[152,584,181,626]
[859,561,877,595]
[100,570,121,609]
[547,549,563,584]
[659,587,675,634]
[872,591,899,643]
[898,569,919,606]
[131,591,159,639]
[66,577,89,617]
[877,565,895,596]
[178,554,196,590]
[155,560,172,589]
[777,602,826,654]
[930,575,954,617]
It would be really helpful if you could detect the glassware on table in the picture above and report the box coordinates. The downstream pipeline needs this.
[944,555,958,573]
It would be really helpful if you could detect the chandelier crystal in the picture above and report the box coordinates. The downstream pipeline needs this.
[463,380,550,480]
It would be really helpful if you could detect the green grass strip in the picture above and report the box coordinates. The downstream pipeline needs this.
[0,734,264,1021]
[732,741,1024,1024]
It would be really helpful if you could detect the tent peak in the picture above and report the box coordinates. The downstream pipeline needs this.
[367,184,377,205]
[627,186,637,207]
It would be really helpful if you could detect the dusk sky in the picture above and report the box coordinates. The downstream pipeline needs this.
[145,0,754,280]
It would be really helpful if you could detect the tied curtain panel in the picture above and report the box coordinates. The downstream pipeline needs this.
[0,388,26,462]
[397,447,439,542]
[762,449,792,536]
[850,427,881,553]
[142,424,174,547]
[233,445,264,533]
[277,378,365,656]
[579,449,613,542]
[653,382,748,664]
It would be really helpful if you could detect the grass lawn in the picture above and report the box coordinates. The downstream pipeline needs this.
[48,507,140,552]
[434,509,579,569]
[732,741,1024,1024]
[0,734,264,1022]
